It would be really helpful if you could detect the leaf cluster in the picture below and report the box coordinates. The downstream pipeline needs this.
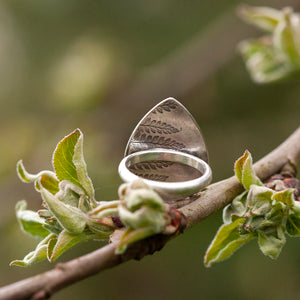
[12,129,115,266]
[12,129,177,267]
[238,5,300,83]
[204,150,300,267]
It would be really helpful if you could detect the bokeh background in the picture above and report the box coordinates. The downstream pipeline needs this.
[0,0,300,299]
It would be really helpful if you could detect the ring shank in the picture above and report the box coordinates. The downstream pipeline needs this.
[118,149,212,201]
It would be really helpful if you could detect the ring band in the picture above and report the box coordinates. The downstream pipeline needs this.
[118,149,212,201]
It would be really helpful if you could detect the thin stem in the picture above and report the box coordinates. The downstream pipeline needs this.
[0,126,299,300]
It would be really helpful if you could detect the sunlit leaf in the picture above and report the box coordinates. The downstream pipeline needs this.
[52,129,95,204]
[238,6,300,83]
[16,160,57,184]
[234,150,262,190]
[53,129,82,188]
[239,38,293,83]
[272,188,295,206]
[273,8,300,67]
[204,218,254,267]
[35,174,59,195]
[10,234,55,267]
[238,5,282,32]
[72,130,95,201]
[234,151,247,184]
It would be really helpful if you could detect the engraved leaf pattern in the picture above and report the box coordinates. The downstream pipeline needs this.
[139,118,180,135]
[133,132,185,150]
[151,100,178,114]
[129,161,174,172]
[136,173,169,182]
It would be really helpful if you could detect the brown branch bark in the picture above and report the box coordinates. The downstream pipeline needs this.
[0,126,299,300]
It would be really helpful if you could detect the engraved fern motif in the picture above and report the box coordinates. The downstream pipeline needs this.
[139,118,181,135]
[152,100,178,114]
[136,173,169,182]
[129,161,174,172]
[133,132,186,150]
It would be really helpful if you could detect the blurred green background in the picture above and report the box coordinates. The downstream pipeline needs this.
[0,0,300,299]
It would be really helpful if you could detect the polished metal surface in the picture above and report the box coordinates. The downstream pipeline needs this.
[119,97,212,201]
[125,97,208,162]
[118,149,212,201]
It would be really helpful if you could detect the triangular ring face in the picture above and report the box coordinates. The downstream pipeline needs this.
[125,97,208,162]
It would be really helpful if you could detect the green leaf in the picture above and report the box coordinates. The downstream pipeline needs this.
[47,237,58,260]
[238,38,292,83]
[247,185,273,215]
[72,130,95,202]
[272,188,295,206]
[286,213,300,236]
[118,204,166,232]
[40,187,87,234]
[56,181,83,207]
[241,152,263,189]
[258,226,286,259]
[234,151,247,184]
[115,227,156,254]
[52,129,95,203]
[292,201,300,214]
[263,202,285,227]
[243,216,265,232]
[234,150,263,190]
[49,229,110,262]
[273,8,300,68]
[88,200,120,220]
[15,200,50,239]
[35,174,59,195]
[16,160,57,184]
[204,218,254,267]
[53,129,82,187]
[238,5,282,32]
[10,234,55,267]
[223,191,248,224]
[17,160,35,183]
[125,189,164,212]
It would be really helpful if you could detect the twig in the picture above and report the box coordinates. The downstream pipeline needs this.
[0,126,299,300]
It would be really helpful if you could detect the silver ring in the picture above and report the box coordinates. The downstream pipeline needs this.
[118,149,212,200]
[118,97,212,201]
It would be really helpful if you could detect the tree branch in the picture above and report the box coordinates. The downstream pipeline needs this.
[180,126,300,229]
[0,126,299,300]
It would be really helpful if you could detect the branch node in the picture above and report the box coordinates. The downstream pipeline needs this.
[55,262,66,271]
[281,160,297,177]
[31,289,51,300]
